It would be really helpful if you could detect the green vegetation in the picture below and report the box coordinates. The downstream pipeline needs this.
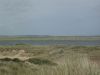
[0,36,100,41]
[27,58,57,66]
[0,45,100,75]
[0,58,23,62]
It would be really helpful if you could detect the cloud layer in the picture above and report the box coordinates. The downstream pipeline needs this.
[0,0,100,35]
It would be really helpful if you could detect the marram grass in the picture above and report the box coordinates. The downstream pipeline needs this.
[0,46,100,75]
[0,52,100,75]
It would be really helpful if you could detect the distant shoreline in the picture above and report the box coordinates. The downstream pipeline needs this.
[0,36,100,41]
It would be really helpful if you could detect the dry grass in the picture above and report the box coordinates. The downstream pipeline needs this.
[0,45,100,75]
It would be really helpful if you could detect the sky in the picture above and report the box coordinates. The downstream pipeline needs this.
[0,0,100,36]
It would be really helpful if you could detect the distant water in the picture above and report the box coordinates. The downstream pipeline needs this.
[0,40,100,46]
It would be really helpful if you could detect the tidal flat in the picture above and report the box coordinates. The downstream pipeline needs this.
[0,36,100,46]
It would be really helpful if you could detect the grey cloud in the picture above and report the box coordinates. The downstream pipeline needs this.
[0,0,100,35]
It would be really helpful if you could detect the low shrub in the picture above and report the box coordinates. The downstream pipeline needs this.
[0,58,23,63]
[27,58,57,66]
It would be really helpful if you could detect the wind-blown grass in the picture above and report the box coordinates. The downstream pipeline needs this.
[0,45,100,75]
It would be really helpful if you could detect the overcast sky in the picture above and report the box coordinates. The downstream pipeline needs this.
[0,0,100,36]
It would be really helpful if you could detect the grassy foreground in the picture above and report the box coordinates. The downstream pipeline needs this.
[0,45,100,75]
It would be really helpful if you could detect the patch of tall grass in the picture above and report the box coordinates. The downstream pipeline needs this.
[0,51,100,75]
[0,45,100,75]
